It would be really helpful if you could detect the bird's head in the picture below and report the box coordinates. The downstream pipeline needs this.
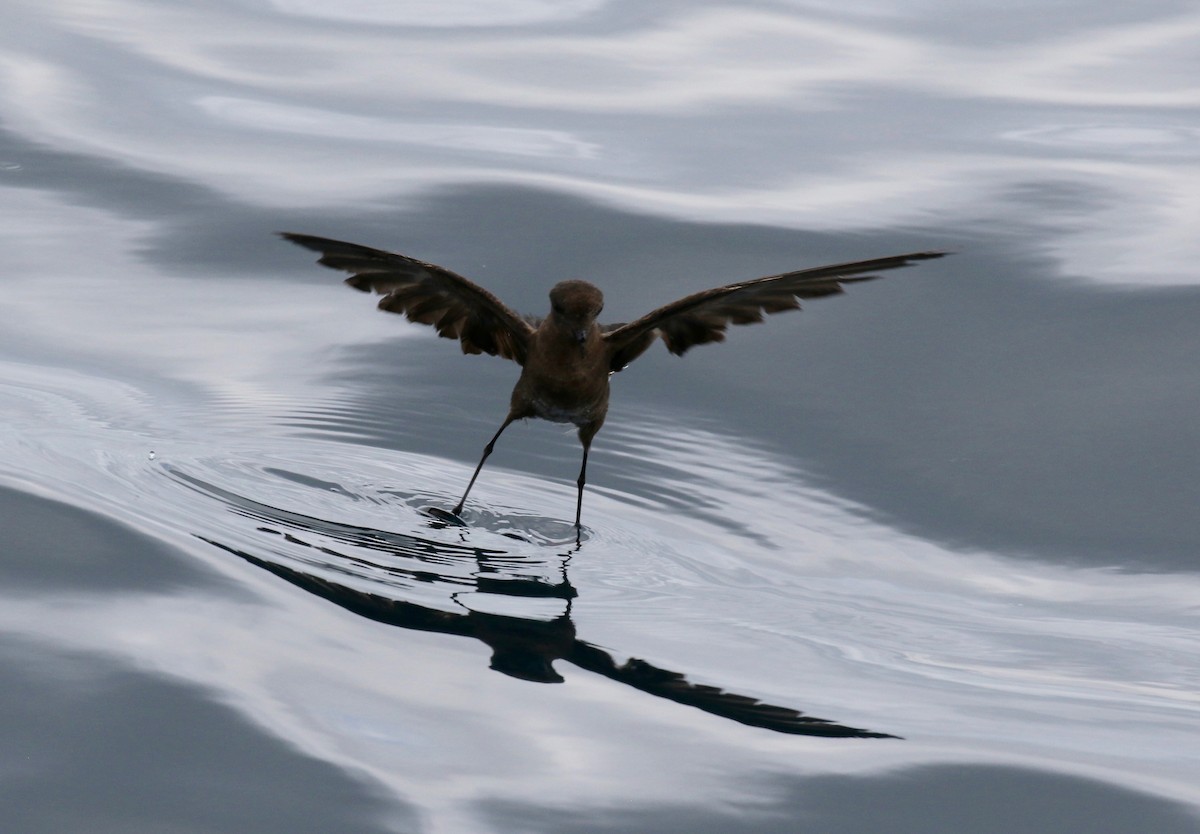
[548,280,604,344]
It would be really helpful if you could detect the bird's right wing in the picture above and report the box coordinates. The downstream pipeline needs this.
[281,233,537,365]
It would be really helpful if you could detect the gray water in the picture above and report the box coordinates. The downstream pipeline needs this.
[2,1,1199,832]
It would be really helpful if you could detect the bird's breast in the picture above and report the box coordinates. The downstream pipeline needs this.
[512,327,612,425]
[512,363,610,427]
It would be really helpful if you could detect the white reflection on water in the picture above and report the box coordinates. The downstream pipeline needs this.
[202,97,600,159]
[0,189,408,409]
[273,0,607,28]
[3,0,1197,284]
[1003,123,1200,155]
[959,12,1200,107]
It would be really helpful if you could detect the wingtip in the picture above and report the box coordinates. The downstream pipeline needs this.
[277,232,327,254]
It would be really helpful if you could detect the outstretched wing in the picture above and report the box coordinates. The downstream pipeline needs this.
[602,251,947,372]
[281,233,536,365]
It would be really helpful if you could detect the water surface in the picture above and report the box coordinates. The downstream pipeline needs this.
[2,1,1198,832]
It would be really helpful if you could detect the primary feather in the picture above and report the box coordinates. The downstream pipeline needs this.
[602,251,946,371]
[280,233,535,365]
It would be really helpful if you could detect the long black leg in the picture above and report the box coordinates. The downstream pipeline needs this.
[452,415,515,516]
[574,443,590,529]
[574,423,600,530]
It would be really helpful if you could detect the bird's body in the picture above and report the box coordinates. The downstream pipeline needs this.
[513,329,610,427]
[281,232,945,529]
[511,284,611,429]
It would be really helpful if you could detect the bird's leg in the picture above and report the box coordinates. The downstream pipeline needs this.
[452,415,515,516]
[574,424,599,530]
[574,445,589,529]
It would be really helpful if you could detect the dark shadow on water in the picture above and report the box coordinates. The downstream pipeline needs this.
[0,484,233,594]
[166,466,896,739]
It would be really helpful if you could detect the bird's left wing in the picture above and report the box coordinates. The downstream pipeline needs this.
[602,251,946,372]
[281,233,537,365]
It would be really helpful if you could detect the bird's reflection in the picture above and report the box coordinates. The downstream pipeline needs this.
[171,468,895,739]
